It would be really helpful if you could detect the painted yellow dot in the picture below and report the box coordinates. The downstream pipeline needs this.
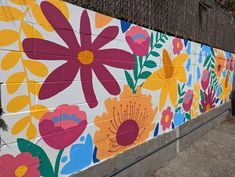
[165,115,169,123]
[15,165,28,177]
[77,50,94,65]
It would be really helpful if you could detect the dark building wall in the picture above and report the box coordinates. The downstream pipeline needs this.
[65,0,235,53]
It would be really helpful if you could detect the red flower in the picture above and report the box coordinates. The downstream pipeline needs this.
[172,38,183,55]
[23,1,134,108]
[226,57,234,71]
[0,152,40,177]
[125,26,150,56]
[201,69,210,90]
[161,106,173,131]
[201,87,216,113]
[39,104,87,149]
[182,89,193,112]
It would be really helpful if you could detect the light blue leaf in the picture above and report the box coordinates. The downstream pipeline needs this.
[60,134,93,175]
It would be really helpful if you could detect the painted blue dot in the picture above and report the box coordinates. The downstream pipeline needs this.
[61,156,68,163]
[80,136,85,142]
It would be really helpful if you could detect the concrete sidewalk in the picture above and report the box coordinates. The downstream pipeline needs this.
[154,117,235,177]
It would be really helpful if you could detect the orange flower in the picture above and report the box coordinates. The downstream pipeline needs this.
[94,85,157,160]
[214,50,225,79]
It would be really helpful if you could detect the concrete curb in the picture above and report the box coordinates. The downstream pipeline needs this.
[71,102,231,177]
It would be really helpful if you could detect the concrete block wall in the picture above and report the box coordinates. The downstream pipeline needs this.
[0,1,234,177]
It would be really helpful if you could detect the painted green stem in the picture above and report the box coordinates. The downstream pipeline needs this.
[132,36,162,93]
[54,148,64,177]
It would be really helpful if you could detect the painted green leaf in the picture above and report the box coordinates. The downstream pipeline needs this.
[175,107,181,112]
[179,98,183,104]
[17,138,54,177]
[151,51,160,57]
[199,104,203,112]
[200,90,205,101]
[150,32,154,48]
[203,55,210,67]
[160,38,165,43]
[155,43,163,48]
[144,60,157,68]
[139,71,152,79]
[211,47,215,56]
[185,113,191,120]
[125,70,135,90]
[178,84,181,95]
[156,32,159,41]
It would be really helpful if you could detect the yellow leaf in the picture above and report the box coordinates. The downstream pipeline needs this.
[23,60,48,77]
[28,80,42,96]
[26,122,37,139]
[0,30,18,46]
[95,13,113,28]
[9,0,29,5]
[1,51,21,70]
[22,22,43,39]
[7,95,29,112]
[11,116,30,135]
[29,0,69,32]
[6,72,26,94]
[31,104,48,120]
[0,6,24,21]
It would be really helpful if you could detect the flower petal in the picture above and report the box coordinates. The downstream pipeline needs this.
[39,62,79,100]
[41,1,80,52]
[159,84,168,111]
[93,64,120,95]
[92,26,118,50]
[174,66,187,83]
[80,66,98,108]
[173,53,188,65]
[80,10,92,47]
[23,38,71,60]
[168,79,178,108]
[95,49,135,69]
[142,69,165,91]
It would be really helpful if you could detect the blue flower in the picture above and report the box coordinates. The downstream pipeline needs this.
[201,44,211,56]
[186,58,191,72]
[197,66,201,80]
[187,74,192,87]
[60,134,93,175]
[225,52,231,59]
[216,85,222,97]
[174,110,185,127]
[222,70,226,77]
[186,41,191,54]
[198,51,202,64]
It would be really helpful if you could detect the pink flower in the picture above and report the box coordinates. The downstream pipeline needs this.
[172,38,183,55]
[39,104,87,149]
[125,26,150,56]
[201,69,210,90]
[182,89,193,112]
[0,153,40,177]
[201,87,216,113]
[226,57,234,71]
[161,106,173,131]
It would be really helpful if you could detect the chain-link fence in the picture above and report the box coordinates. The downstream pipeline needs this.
[64,0,235,53]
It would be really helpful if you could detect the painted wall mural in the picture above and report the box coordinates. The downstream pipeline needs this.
[0,0,234,176]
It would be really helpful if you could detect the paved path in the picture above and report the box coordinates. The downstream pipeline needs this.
[154,117,235,177]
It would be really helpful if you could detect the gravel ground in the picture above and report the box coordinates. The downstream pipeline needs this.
[154,117,235,177]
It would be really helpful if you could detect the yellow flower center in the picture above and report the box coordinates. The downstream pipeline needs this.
[206,104,211,112]
[163,49,174,79]
[77,50,94,65]
[177,42,180,48]
[165,115,169,123]
[15,165,28,177]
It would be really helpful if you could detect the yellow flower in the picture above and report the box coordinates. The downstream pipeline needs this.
[214,50,225,79]
[220,71,231,101]
[142,49,188,111]
[94,85,157,160]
